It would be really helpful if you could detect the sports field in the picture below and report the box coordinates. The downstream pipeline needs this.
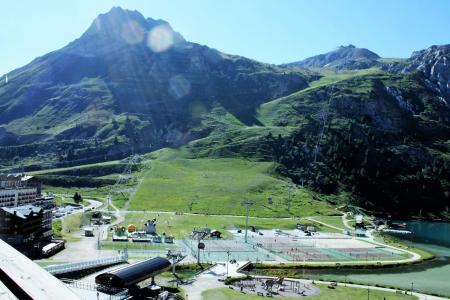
[242,230,408,262]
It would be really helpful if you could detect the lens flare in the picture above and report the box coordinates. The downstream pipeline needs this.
[147,25,174,53]
[121,21,145,44]
[169,75,191,99]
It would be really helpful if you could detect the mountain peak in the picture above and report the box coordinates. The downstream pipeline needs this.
[86,7,171,38]
[339,44,356,49]
[64,7,185,56]
[283,45,380,70]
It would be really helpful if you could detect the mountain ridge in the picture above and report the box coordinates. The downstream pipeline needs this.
[0,7,314,166]
[0,7,449,215]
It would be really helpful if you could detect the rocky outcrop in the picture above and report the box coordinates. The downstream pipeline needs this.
[383,45,450,101]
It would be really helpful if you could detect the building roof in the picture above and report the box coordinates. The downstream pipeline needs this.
[0,174,33,181]
[20,176,33,181]
[95,257,171,288]
[0,239,80,299]
[1,205,42,219]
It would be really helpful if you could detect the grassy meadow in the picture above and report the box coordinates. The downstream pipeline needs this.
[128,149,336,217]
[37,146,340,219]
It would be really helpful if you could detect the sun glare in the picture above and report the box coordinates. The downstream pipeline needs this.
[121,20,145,45]
[147,24,174,53]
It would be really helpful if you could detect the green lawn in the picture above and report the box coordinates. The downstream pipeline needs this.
[202,286,417,300]
[373,233,434,260]
[129,149,336,217]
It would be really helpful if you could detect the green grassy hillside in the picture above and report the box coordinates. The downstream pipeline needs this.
[128,149,337,217]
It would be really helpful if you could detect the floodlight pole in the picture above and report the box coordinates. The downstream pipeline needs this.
[242,200,254,243]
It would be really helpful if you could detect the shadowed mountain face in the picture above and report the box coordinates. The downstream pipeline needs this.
[0,7,312,162]
[284,45,381,70]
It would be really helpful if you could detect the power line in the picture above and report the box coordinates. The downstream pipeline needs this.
[311,85,335,164]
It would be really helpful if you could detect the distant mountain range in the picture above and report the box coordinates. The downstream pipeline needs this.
[1,7,449,215]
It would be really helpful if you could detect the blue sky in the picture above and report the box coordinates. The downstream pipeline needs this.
[1,0,450,75]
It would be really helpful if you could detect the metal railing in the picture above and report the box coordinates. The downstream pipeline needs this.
[45,253,128,275]
[61,279,130,300]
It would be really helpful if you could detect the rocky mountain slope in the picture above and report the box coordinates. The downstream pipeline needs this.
[283,45,381,70]
[383,44,450,102]
[0,7,449,215]
[0,7,313,167]
[185,69,450,214]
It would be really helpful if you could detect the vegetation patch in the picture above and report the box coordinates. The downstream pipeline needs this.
[129,149,336,217]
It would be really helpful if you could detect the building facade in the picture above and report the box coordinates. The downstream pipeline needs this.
[0,205,52,257]
[0,175,41,207]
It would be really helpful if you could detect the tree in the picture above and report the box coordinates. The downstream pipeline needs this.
[73,192,83,204]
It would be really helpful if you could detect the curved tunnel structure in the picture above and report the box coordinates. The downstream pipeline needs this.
[95,257,171,289]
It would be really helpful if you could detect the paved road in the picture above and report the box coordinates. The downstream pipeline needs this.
[342,212,354,230]
[182,263,240,300]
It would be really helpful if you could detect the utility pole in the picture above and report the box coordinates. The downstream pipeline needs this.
[197,235,201,265]
[287,184,292,212]
[300,178,305,188]
[226,250,231,278]
[242,200,254,243]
